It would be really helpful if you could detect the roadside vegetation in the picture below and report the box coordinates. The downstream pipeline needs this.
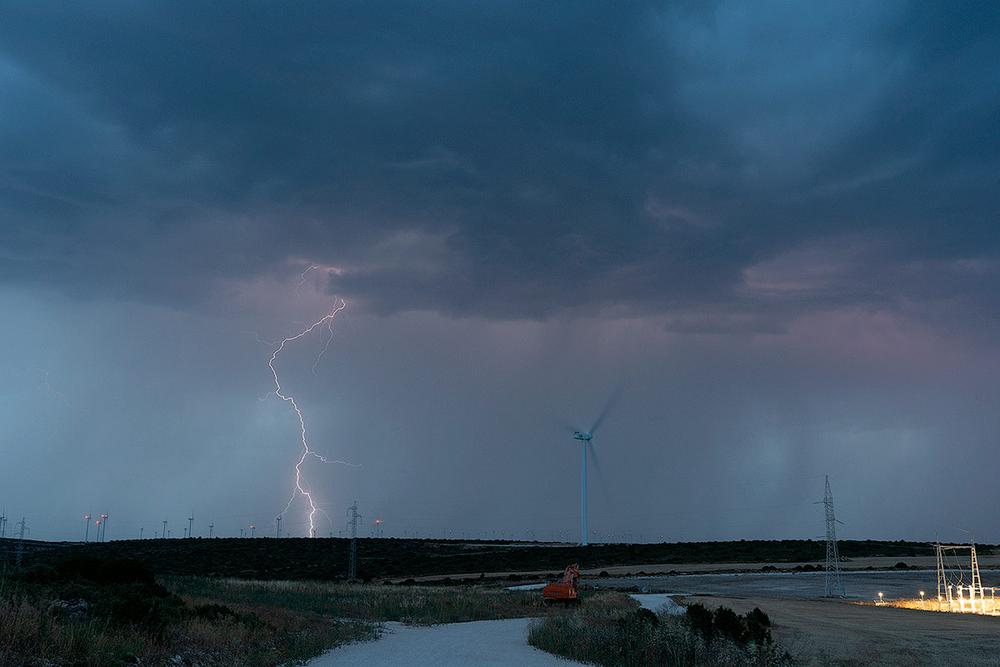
[529,593,795,666]
[0,559,373,666]
[165,576,544,625]
[0,558,544,666]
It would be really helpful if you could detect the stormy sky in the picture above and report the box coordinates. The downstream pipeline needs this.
[2,2,999,543]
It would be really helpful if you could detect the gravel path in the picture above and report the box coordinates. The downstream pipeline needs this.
[629,593,685,615]
[308,618,587,667]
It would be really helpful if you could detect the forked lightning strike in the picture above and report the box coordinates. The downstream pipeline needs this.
[267,295,357,537]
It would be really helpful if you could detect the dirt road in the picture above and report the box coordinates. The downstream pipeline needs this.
[308,618,585,667]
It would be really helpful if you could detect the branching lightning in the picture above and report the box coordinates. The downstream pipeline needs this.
[267,292,358,537]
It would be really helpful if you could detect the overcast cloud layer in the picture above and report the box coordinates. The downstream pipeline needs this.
[1,2,999,543]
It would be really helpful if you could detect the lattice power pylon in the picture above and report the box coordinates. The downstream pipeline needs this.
[822,475,845,597]
[347,500,361,581]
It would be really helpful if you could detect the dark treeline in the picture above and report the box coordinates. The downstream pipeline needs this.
[0,537,972,582]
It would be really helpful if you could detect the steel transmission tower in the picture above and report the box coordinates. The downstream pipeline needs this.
[821,475,845,597]
[15,517,27,568]
[347,501,361,581]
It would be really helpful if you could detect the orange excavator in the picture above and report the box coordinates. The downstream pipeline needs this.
[542,563,581,606]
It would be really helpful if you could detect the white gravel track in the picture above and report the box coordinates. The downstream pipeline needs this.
[308,618,587,667]
[629,593,685,615]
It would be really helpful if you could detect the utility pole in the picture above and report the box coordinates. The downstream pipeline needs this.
[820,475,845,597]
[162,520,168,539]
[209,523,214,539]
[100,514,109,542]
[188,513,194,539]
[15,517,27,568]
[275,515,282,539]
[347,500,361,581]
[83,514,91,542]
[0,511,6,539]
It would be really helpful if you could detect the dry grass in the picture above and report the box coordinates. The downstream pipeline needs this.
[165,577,545,624]
[0,572,374,667]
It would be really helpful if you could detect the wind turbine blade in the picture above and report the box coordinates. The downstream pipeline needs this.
[589,384,624,436]
[588,440,600,471]
[587,441,612,520]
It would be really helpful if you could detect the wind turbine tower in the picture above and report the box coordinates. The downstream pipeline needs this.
[572,430,592,546]
[568,390,620,547]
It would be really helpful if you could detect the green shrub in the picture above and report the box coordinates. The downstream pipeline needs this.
[530,596,793,667]
[685,602,714,641]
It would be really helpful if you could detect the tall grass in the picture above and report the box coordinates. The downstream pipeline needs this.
[2,568,544,665]
[165,577,545,624]
[0,571,375,666]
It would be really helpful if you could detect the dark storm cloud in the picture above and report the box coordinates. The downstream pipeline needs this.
[1,1,998,325]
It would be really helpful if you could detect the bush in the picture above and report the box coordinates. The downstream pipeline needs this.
[713,606,745,644]
[745,607,772,646]
[685,602,715,641]
[684,604,773,649]
[529,595,793,667]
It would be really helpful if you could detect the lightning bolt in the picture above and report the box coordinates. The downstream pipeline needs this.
[268,296,358,537]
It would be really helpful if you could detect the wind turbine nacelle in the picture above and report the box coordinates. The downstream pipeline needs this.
[573,431,592,441]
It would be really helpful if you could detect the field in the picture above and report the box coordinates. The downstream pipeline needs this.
[5,538,1000,665]
[0,559,543,666]
[686,595,1000,666]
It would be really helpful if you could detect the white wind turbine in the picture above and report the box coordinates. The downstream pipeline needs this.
[570,390,620,546]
